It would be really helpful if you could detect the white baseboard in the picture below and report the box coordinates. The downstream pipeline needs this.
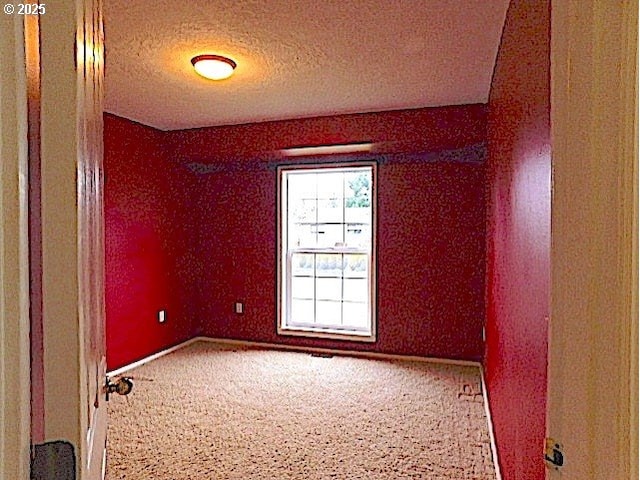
[193,335,482,368]
[480,366,503,480]
[106,337,202,377]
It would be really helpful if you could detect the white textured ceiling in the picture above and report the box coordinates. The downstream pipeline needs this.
[104,0,509,131]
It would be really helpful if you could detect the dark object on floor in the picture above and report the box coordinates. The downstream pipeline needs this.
[31,441,76,480]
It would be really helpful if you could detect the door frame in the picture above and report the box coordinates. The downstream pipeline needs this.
[0,11,32,480]
[38,1,108,478]
[548,0,638,478]
[2,1,107,479]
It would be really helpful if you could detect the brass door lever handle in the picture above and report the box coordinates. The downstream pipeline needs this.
[104,376,134,401]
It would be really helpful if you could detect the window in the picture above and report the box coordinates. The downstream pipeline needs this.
[277,163,376,341]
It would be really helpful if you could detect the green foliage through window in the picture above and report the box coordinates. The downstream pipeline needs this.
[346,173,370,208]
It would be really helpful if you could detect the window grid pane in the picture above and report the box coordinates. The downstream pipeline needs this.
[287,251,370,329]
[288,170,371,250]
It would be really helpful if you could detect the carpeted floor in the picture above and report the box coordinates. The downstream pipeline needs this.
[106,342,496,479]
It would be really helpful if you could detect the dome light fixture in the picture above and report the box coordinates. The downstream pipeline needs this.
[191,54,237,81]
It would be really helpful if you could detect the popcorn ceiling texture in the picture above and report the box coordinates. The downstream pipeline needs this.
[106,342,496,479]
[104,0,509,130]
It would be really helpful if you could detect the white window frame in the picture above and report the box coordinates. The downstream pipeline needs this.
[277,162,377,342]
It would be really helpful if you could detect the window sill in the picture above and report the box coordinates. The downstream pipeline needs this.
[277,325,376,343]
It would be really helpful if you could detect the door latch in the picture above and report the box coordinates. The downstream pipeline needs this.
[545,438,564,470]
[104,376,133,401]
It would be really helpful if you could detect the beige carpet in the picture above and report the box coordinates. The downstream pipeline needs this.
[106,342,496,479]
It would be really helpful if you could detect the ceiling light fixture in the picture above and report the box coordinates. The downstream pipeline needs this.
[191,54,237,81]
[280,142,374,157]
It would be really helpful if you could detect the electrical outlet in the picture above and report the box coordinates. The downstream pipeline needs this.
[158,310,166,323]
[234,302,244,314]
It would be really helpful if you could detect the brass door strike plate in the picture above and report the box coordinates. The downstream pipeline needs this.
[545,437,564,470]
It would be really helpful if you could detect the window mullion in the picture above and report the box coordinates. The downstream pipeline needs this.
[341,176,346,327]
[314,173,319,247]
[313,252,317,325]
[340,253,345,326]
[342,173,346,246]
[286,250,292,328]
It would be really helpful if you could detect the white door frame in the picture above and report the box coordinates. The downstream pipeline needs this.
[548,0,638,478]
[38,1,107,478]
[2,1,107,479]
[0,12,32,480]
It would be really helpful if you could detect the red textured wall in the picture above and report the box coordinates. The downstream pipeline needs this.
[104,114,198,370]
[166,105,487,164]
[166,105,488,361]
[484,1,551,478]
[105,105,488,369]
